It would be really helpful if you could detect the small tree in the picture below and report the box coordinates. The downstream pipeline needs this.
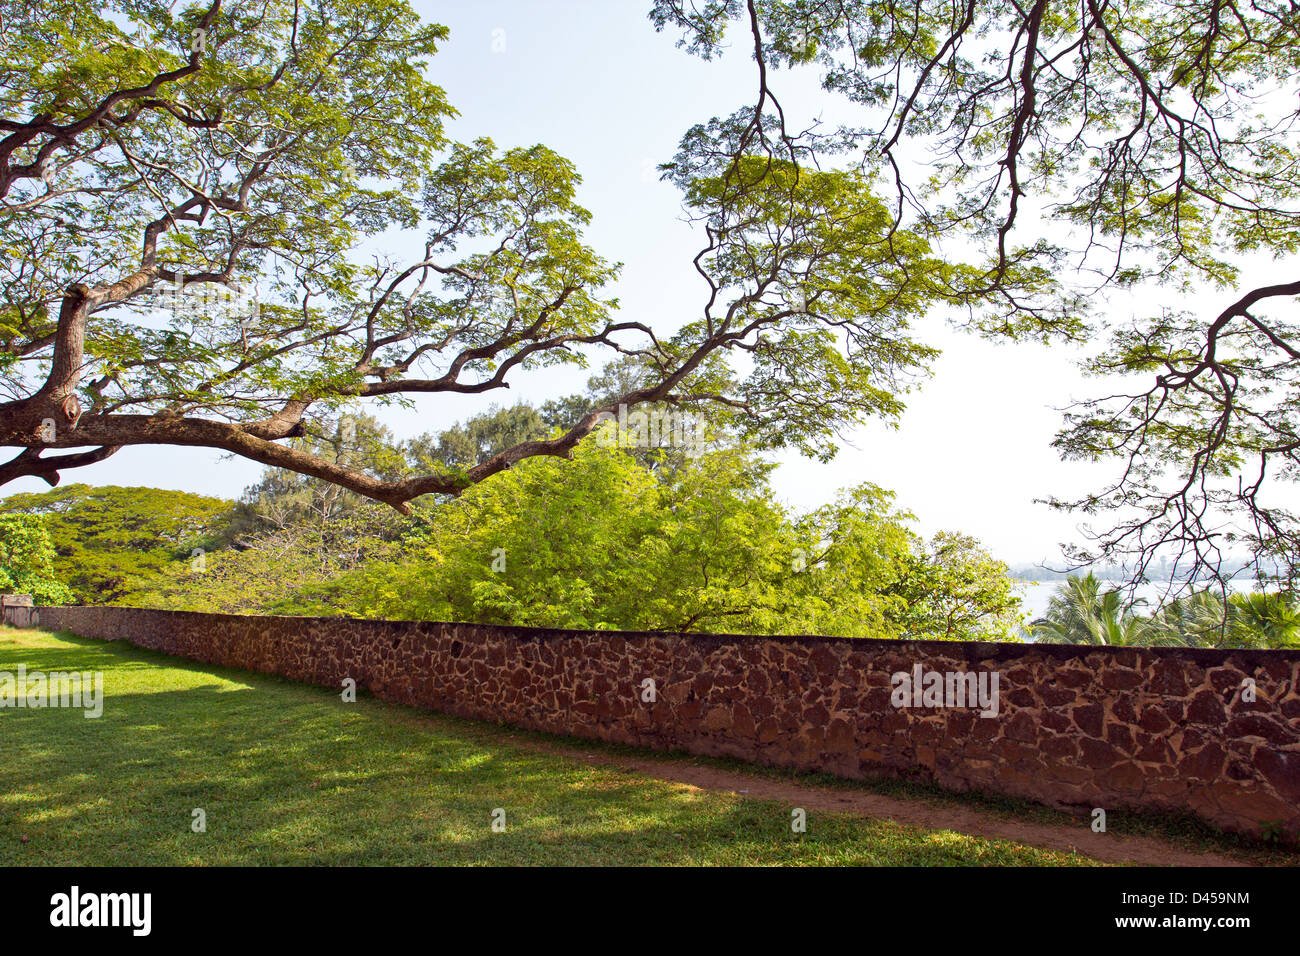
[0,512,74,604]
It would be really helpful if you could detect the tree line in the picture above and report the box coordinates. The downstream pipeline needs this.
[1,390,1024,640]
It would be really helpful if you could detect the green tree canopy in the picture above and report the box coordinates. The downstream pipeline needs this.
[0,483,232,601]
[0,512,74,604]
[405,404,550,475]
[133,430,1024,640]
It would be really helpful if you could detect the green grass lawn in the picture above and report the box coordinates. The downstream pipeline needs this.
[0,626,1109,866]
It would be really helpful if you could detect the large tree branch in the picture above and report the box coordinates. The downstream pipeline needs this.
[0,445,120,487]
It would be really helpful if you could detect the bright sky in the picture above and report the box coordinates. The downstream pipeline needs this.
[4,1,1279,566]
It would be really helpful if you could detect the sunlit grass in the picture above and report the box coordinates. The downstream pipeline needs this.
[0,626,1103,866]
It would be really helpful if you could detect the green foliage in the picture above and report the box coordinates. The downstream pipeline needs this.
[125,521,401,616]
[0,513,74,604]
[1029,574,1163,646]
[124,412,411,613]
[662,154,958,460]
[405,404,550,473]
[1029,574,1300,648]
[1222,591,1300,649]
[0,484,233,603]
[1147,589,1300,649]
[892,533,1026,641]
[137,427,1022,640]
[3,0,454,384]
[243,413,408,529]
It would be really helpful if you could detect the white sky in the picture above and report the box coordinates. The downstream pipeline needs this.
[4,1,1284,567]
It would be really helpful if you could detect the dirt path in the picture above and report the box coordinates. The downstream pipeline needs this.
[508,736,1252,867]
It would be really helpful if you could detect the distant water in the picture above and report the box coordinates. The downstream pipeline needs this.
[1017,579,1261,621]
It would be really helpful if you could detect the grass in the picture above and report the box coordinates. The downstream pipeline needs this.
[0,626,1177,866]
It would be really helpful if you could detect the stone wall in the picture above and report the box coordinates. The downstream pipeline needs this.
[23,604,1300,838]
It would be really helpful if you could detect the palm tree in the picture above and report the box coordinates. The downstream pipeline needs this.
[1226,591,1300,649]
[1029,573,1164,646]
[1146,588,1224,647]
[1143,589,1300,649]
